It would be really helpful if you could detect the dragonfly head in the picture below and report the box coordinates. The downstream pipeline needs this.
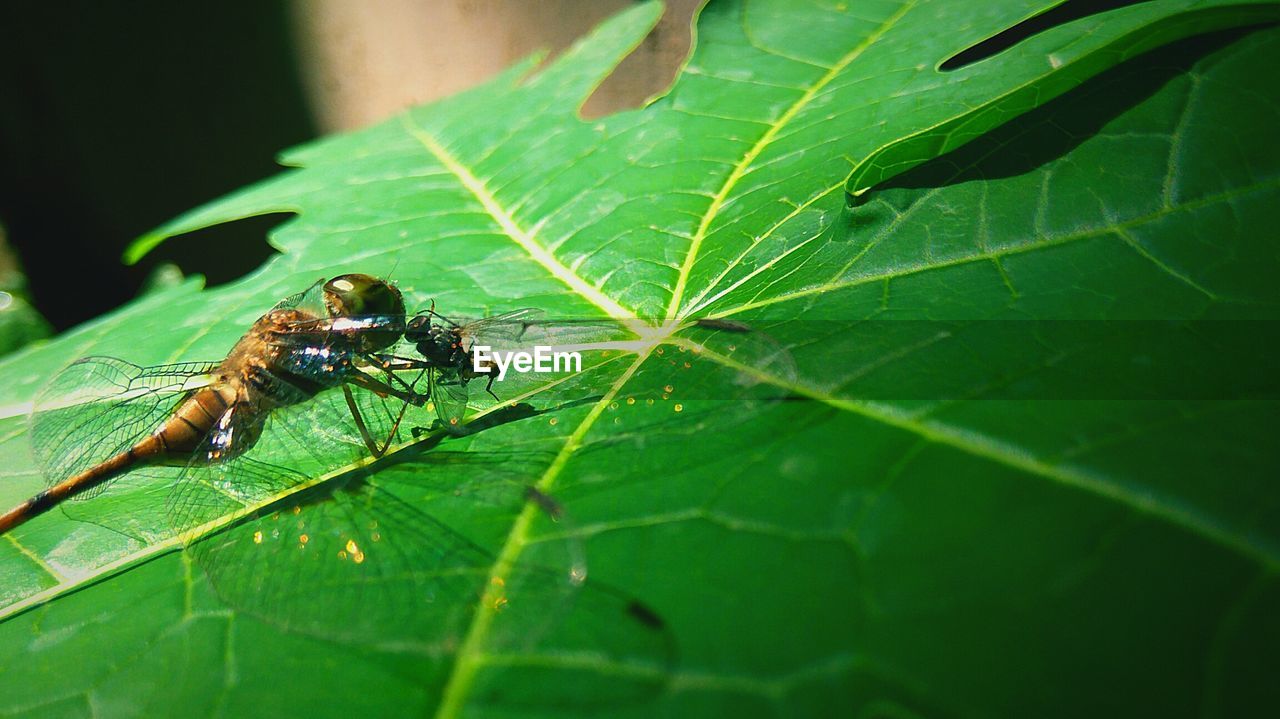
[323,274,406,351]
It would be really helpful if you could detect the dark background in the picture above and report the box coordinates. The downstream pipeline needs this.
[0,0,694,332]
[0,1,1137,332]
[0,1,312,330]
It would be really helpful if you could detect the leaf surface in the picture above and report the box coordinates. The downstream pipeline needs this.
[1,2,1278,717]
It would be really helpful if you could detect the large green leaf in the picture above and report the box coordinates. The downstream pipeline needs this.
[2,1,1278,716]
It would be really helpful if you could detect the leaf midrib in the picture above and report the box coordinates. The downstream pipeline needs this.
[400,116,640,324]
[432,348,652,719]
[413,13,945,692]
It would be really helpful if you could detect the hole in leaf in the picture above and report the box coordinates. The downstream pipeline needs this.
[156,211,290,292]
[940,0,1153,71]
[580,0,700,118]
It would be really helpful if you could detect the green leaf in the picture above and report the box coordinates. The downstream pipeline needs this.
[0,224,51,359]
[2,1,1279,717]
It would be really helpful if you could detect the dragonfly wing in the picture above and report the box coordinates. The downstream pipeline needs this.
[467,307,546,327]
[511,316,634,345]
[24,357,218,539]
[163,377,497,645]
[384,448,676,706]
[473,315,639,361]
[165,374,370,537]
[164,377,434,643]
[185,461,502,646]
[272,277,326,314]
[165,374,673,700]
[272,313,408,346]
[23,358,213,532]
[29,357,217,489]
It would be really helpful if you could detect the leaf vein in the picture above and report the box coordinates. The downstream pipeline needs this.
[664,1,916,321]
[675,338,1280,570]
[433,349,652,719]
[401,117,639,323]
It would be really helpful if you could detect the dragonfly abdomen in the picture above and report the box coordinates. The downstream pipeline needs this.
[0,446,138,533]
[148,383,239,459]
[0,383,240,534]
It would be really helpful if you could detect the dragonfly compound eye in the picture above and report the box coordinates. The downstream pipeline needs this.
[323,274,407,352]
[323,274,406,318]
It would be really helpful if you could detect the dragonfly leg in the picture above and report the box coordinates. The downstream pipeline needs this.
[342,385,409,458]
[362,354,430,393]
[348,370,428,408]
[368,353,432,368]
[365,353,432,373]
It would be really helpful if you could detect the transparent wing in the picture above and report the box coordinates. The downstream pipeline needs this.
[397,449,677,709]
[274,312,407,338]
[469,313,639,357]
[166,376,438,642]
[460,307,544,331]
[430,369,471,433]
[175,456,497,646]
[272,277,326,313]
[167,377,673,704]
[450,308,545,350]
[29,357,216,500]
[686,318,799,404]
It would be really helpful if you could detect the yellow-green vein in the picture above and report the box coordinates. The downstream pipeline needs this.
[401,116,639,324]
[706,177,1280,319]
[683,182,844,317]
[663,1,915,322]
[433,348,653,719]
[0,354,628,622]
[672,337,1280,570]
[4,533,64,583]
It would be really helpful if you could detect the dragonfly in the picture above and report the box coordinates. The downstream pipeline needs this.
[0,273,420,536]
[0,274,673,692]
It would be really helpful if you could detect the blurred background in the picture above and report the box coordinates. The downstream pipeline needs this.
[0,0,696,343]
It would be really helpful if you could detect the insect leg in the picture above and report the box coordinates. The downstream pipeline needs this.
[484,371,500,401]
[348,370,428,407]
[426,302,461,329]
[342,384,410,458]
[362,353,431,402]
[342,385,383,457]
